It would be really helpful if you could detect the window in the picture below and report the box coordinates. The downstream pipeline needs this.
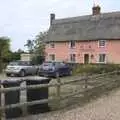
[49,54,55,61]
[70,54,76,62]
[99,54,106,63]
[49,42,55,48]
[99,40,106,47]
[69,41,75,48]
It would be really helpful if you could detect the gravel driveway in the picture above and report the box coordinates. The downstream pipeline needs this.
[15,88,120,120]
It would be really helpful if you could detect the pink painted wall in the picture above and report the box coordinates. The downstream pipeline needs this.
[45,40,120,64]
[107,40,120,64]
[45,42,70,62]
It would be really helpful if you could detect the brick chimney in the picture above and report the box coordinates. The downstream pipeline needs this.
[50,13,55,25]
[92,5,101,15]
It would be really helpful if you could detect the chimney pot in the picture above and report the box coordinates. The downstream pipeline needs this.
[92,5,101,15]
[50,13,55,25]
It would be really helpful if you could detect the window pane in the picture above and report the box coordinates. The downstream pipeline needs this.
[73,54,76,62]
[99,54,106,62]
[70,54,76,62]
[49,54,55,61]
[70,41,75,48]
[99,40,106,47]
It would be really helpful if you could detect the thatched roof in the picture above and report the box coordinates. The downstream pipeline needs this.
[46,11,120,42]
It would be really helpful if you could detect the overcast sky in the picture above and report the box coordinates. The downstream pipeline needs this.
[0,0,120,51]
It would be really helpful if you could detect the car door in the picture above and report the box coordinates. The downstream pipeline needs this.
[29,63,37,74]
[60,63,69,75]
[32,65,38,74]
[54,62,62,76]
[57,62,66,76]
[25,61,34,74]
[24,62,31,74]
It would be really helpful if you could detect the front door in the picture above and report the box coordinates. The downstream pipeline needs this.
[84,54,89,64]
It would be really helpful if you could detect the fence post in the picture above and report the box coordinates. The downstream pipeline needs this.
[115,70,119,76]
[56,76,61,108]
[84,76,88,89]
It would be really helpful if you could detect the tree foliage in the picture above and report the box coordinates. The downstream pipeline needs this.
[34,31,48,56]
[24,39,34,53]
[9,49,25,62]
[0,37,10,72]
[32,31,48,64]
[24,31,48,64]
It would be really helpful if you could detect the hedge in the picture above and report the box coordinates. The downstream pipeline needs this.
[72,64,120,75]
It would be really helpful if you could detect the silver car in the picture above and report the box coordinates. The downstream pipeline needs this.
[5,61,38,77]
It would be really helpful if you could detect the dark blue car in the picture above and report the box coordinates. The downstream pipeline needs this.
[38,61,72,77]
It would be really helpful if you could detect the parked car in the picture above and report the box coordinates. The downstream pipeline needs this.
[5,60,39,77]
[38,61,72,77]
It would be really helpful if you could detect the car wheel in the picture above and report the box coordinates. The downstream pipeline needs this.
[19,70,25,77]
[6,73,11,77]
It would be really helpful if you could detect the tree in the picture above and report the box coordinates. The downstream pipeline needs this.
[24,39,34,53]
[32,31,48,64]
[0,37,10,72]
[17,48,24,53]
[9,49,24,62]
[24,31,48,64]
[34,31,48,56]
[4,49,25,63]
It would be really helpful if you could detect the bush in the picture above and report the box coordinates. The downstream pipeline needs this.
[72,64,120,75]
[31,55,44,65]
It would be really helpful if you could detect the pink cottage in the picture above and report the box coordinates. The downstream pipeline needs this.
[45,6,120,64]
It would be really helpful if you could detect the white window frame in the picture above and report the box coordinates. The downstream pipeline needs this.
[49,54,55,61]
[49,42,55,48]
[69,40,76,49]
[69,54,76,63]
[98,40,106,48]
[98,54,106,63]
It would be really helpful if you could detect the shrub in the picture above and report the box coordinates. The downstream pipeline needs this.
[72,64,120,75]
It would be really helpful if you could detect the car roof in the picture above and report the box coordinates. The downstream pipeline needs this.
[44,61,64,63]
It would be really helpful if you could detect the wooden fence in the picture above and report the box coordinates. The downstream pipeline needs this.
[0,70,120,119]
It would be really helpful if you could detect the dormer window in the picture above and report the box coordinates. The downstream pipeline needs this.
[99,40,106,47]
[49,42,55,48]
[69,40,75,48]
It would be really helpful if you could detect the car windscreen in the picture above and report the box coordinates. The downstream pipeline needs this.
[42,62,54,67]
[42,62,65,67]
[9,61,30,66]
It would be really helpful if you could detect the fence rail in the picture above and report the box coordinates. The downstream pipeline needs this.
[0,71,118,93]
[0,70,120,119]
